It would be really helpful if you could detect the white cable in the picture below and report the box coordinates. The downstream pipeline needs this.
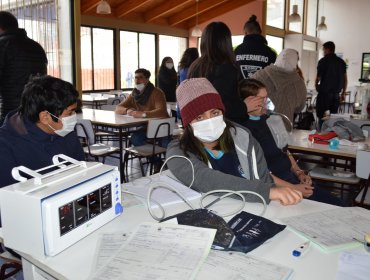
[124,155,267,220]
[159,155,195,189]
[146,181,195,221]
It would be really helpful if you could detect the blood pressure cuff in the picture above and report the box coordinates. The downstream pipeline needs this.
[161,209,286,253]
[227,211,286,253]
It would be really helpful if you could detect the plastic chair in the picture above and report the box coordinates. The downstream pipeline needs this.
[354,150,370,208]
[339,91,357,114]
[75,119,120,163]
[123,117,175,181]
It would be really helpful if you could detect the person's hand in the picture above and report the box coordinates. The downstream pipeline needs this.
[269,187,303,206]
[129,111,144,118]
[244,96,263,113]
[297,172,312,186]
[293,184,314,198]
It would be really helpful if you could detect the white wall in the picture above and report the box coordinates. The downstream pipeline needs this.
[317,0,370,88]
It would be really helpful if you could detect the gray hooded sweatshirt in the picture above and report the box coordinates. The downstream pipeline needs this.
[165,123,274,203]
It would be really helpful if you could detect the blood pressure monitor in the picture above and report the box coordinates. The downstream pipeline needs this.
[0,155,123,258]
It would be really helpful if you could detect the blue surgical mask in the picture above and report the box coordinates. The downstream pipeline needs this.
[249,115,261,121]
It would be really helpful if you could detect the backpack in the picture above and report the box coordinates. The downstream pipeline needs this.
[295,110,315,130]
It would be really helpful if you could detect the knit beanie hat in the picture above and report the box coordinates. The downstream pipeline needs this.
[275,48,299,72]
[176,78,225,127]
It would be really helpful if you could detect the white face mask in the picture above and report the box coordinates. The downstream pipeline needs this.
[135,83,145,92]
[165,63,174,69]
[191,115,226,143]
[48,112,77,137]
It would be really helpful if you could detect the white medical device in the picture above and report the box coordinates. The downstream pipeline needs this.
[0,155,123,258]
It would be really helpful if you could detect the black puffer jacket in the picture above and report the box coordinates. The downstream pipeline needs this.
[0,28,47,124]
[234,34,276,79]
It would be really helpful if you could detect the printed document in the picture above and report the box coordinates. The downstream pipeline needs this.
[91,222,216,280]
[281,207,370,251]
[196,250,293,280]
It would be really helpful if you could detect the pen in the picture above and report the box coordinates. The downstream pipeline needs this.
[292,241,310,257]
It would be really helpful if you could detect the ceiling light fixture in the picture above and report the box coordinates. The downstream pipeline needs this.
[317,0,328,31]
[289,4,301,23]
[191,0,202,37]
[317,16,327,31]
[96,0,111,14]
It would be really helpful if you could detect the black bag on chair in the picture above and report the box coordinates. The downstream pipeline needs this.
[296,110,315,130]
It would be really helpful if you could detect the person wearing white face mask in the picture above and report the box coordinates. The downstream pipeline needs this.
[116,68,169,146]
[166,78,303,206]
[157,56,177,103]
[0,75,84,188]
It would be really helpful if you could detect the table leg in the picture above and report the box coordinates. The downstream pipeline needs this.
[119,127,125,183]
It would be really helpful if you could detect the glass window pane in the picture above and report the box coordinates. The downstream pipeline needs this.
[288,0,304,33]
[303,40,317,51]
[306,0,318,36]
[266,35,283,56]
[81,27,92,91]
[92,28,114,90]
[139,33,156,85]
[266,0,285,29]
[159,35,187,72]
[232,35,244,49]
[120,31,138,89]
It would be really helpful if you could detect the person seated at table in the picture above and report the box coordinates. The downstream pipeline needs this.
[115,68,169,146]
[0,75,84,188]
[166,78,303,205]
[239,78,344,206]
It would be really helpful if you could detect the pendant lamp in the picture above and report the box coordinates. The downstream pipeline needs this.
[96,0,111,14]
[191,0,202,37]
[289,4,301,23]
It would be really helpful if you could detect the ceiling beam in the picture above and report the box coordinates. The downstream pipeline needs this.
[81,0,101,13]
[144,0,193,23]
[115,0,152,18]
[168,0,228,26]
[185,0,255,28]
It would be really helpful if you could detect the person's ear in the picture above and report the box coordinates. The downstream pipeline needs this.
[38,111,51,125]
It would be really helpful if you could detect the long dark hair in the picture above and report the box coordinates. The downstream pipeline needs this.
[179,119,236,163]
[188,22,236,78]
[179,48,199,70]
[158,56,177,79]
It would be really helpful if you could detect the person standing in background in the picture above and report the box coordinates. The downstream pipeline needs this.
[157,57,177,102]
[234,15,276,79]
[251,48,307,125]
[188,22,252,125]
[315,41,347,128]
[0,11,47,126]
[178,47,199,83]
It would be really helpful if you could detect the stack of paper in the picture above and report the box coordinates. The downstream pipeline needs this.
[281,207,370,252]
[90,223,216,280]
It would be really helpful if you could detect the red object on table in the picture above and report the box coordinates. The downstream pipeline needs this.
[308,131,337,144]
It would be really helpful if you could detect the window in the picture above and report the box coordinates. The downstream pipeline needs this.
[2,0,73,82]
[81,27,114,91]
[266,0,285,29]
[306,0,318,36]
[266,35,283,55]
[120,31,155,88]
[232,35,244,49]
[158,35,187,72]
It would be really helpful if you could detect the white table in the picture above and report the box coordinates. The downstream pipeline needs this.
[16,187,365,280]
[79,108,150,182]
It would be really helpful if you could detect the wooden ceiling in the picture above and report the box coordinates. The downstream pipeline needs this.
[81,0,255,30]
